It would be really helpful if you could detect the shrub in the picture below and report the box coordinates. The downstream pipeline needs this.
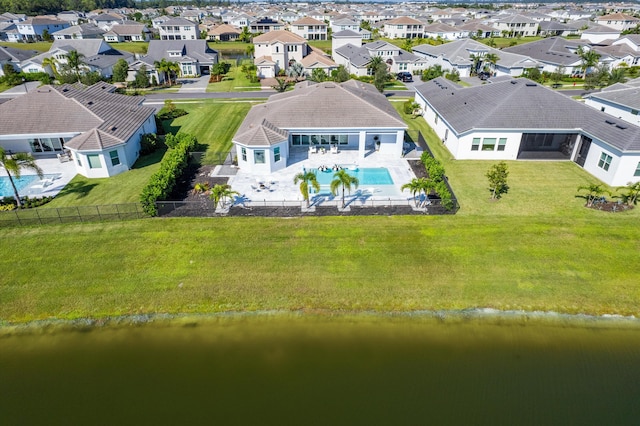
[420,152,455,210]
[403,100,420,115]
[140,133,198,216]
[156,101,188,121]
[140,133,159,155]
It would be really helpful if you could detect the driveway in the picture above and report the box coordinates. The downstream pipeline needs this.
[177,75,210,94]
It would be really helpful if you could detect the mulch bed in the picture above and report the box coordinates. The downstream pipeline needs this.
[585,201,634,213]
[167,162,229,202]
[408,160,428,179]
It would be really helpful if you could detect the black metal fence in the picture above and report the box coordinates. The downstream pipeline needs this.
[0,203,148,227]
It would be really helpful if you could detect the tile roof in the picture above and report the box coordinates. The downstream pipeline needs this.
[234,80,406,147]
[415,77,640,153]
[502,36,587,66]
[144,40,218,65]
[385,16,423,25]
[291,17,325,26]
[300,51,336,68]
[253,29,306,44]
[234,119,288,146]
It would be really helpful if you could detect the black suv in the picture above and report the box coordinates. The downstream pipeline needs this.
[396,72,413,83]
[478,71,491,81]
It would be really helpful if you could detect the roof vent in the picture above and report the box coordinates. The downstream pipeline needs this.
[526,82,537,87]
[110,126,117,131]
[616,124,627,129]
[510,80,517,84]
[87,101,93,105]
[605,119,616,125]
[62,88,69,92]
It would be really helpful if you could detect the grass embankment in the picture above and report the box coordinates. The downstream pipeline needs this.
[1,215,639,322]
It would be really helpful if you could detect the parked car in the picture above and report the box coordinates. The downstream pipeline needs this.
[478,71,491,81]
[396,72,413,83]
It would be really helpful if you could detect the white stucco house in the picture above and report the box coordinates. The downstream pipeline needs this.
[382,16,424,39]
[595,13,640,32]
[584,79,640,127]
[0,83,156,178]
[414,77,640,187]
[334,40,427,76]
[232,80,408,175]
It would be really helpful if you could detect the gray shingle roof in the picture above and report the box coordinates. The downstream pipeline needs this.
[0,83,155,152]
[234,80,406,147]
[502,36,587,66]
[415,77,640,152]
[586,85,640,110]
[0,45,39,62]
[144,40,217,65]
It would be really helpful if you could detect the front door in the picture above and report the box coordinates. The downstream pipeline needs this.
[574,136,592,167]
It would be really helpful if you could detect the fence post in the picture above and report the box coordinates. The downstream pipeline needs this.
[35,207,42,225]
[56,207,62,224]
[116,204,121,220]
[96,205,102,221]
[14,209,22,226]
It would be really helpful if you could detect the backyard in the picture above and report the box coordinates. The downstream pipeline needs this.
[1,99,639,322]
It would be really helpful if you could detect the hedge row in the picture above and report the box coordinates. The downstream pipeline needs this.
[421,151,455,210]
[140,133,197,216]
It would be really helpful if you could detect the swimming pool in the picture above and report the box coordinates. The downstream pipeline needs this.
[310,167,394,186]
[0,174,56,198]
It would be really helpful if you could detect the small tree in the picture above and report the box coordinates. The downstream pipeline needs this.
[577,183,610,207]
[294,170,320,208]
[330,169,359,208]
[112,59,129,83]
[132,65,150,88]
[333,65,350,83]
[486,161,509,199]
[210,184,239,209]
[309,68,327,82]
[286,62,306,81]
[422,65,445,81]
[271,77,290,92]
[0,147,43,208]
[616,182,640,206]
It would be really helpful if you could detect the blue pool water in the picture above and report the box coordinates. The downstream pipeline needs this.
[0,174,57,198]
[310,167,394,186]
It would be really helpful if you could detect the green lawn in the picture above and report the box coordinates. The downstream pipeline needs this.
[45,148,167,208]
[0,41,51,52]
[107,42,148,55]
[162,101,252,164]
[206,59,261,92]
[479,36,543,49]
[208,40,252,53]
[2,99,640,323]
[308,39,332,54]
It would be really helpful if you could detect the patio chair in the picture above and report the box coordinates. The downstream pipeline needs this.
[309,145,318,154]
[330,145,339,154]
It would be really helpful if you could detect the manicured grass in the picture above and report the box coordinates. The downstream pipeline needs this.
[206,59,261,92]
[479,36,543,49]
[208,40,252,52]
[1,214,639,322]
[308,39,332,54]
[45,148,167,208]
[394,103,630,218]
[162,101,252,164]
[0,41,51,52]
[107,42,148,55]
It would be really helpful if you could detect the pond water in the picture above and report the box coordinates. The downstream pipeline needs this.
[2,315,640,425]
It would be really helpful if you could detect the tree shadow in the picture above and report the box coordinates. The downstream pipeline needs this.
[54,181,99,199]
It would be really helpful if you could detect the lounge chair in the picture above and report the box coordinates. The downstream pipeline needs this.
[309,145,318,154]
[330,145,339,154]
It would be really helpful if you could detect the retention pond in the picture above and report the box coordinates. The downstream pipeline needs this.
[1,314,639,425]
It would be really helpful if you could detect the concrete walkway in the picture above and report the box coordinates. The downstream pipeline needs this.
[177,75,210,94]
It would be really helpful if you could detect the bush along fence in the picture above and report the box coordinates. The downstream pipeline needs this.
[0,203,148,227]
[419,151,457,211]
[140,133,198,216]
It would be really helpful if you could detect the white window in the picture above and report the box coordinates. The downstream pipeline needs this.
[274,147,281,162]
[497,138,507,151]
[471,138,480,151]
[254,150,265,164]
[241,147,246,162]
[482,138,496,151]
[598,152,612,171]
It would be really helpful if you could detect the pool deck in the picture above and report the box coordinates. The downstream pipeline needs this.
[223,149,417,204]
[13,158,77,199]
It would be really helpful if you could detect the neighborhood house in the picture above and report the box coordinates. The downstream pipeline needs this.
[0,83,156,178]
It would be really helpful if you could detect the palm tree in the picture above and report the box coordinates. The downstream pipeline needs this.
[286,62,306,81]
[330,169,359,208]
[577,46,601,80]
[367,55,384,75]
[0,147,43,208]
[42,57,60,79]
[65,50,85,81]
[239,26,252,43]
[245,43,255,59]
[576,183,609,207]
[154,59,179,86]
[402,38,413,51]
[483,53,499,75]
[294,170,320,208]
[167,61,181,85]
[469,53,483,76]
[401,177,435,207]
[210,184,239,209]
